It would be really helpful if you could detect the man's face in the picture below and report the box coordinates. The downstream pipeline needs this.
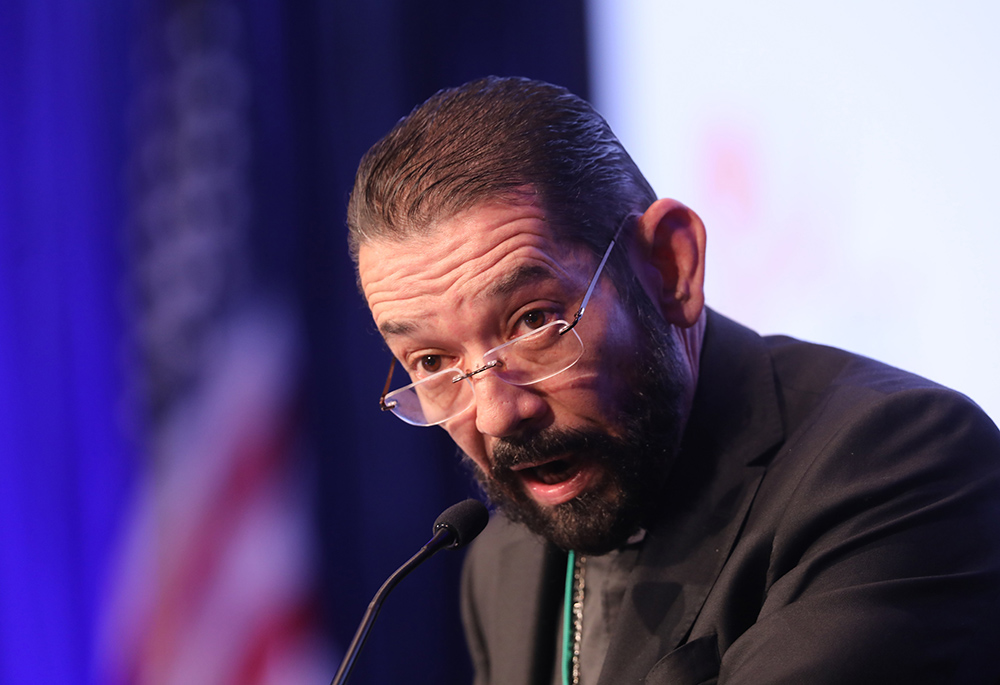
[359,202,687,554]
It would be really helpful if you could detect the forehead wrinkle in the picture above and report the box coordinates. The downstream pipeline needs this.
[374,250,569,345]
[364,248,469,324]
[416,230,563,310]
[361,212,585,345]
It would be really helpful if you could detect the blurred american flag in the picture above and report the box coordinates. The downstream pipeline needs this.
[97,2,334,682]
[100,310,332,685]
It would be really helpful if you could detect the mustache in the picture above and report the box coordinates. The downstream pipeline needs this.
[491,427,627,471]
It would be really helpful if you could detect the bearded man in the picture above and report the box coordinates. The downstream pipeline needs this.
[348,76,1000,684]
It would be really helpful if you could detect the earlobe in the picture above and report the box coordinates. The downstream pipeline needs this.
[632,199,707,328]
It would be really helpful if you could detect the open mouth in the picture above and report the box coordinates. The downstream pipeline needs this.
[521,457,579,485]
[511,455,597,506]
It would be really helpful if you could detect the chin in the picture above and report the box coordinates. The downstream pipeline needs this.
[473,458,653,555]
[529,479,653,555]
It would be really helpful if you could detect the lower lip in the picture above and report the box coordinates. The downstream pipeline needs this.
[522,462,598,507]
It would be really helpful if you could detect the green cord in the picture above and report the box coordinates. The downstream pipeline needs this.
[562,549,576,685]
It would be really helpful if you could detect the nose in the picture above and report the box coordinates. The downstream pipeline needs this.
[472,373,548,439]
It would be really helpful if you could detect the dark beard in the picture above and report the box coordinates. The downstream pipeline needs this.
[465,291,688,555]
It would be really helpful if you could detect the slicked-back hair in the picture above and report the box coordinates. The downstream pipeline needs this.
[347,76,658,288]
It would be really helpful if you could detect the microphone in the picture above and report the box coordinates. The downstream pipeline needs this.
[330,499,489,685]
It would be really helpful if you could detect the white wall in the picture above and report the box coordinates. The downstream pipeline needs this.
[588,0,1000,420]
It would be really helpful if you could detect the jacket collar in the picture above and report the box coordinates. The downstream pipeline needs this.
[597,310,785,684]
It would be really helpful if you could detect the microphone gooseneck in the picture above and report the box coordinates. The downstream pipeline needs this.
[330,499,489,685]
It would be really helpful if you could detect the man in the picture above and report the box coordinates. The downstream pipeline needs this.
[348,76,1000,684]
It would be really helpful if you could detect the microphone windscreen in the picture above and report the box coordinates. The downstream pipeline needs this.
[433,499,489,549]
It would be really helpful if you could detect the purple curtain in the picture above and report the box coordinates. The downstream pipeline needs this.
[0,2,133,683]
[0,1,589,682]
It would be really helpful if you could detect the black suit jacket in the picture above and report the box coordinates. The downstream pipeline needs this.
[461,311,1000,684]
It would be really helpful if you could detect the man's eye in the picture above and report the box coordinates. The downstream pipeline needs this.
[519,310,547,331]
[418,355,443,374]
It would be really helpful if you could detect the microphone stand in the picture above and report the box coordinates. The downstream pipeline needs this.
[329,526,454,685]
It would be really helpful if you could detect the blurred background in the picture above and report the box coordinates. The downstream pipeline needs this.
[1,1,996,683]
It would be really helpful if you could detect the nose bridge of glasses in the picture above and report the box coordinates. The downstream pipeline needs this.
[454,358,502,383]
[453,326,549,384]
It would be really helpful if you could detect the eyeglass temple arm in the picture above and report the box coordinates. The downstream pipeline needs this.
[559,215,631,335]
[379,359,398,411]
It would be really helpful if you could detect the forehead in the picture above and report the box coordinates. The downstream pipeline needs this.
[358,202,589,336]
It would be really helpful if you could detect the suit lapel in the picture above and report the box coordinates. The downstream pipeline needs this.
[489,524,566,685]
[597,311,785,684]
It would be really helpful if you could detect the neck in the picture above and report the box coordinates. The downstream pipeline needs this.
[674,307,707,425]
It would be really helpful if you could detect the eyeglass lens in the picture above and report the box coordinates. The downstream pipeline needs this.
[384,321,584,426]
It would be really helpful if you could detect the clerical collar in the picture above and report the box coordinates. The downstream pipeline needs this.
[561,528,647,685]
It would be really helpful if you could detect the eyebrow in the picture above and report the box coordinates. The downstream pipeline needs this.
[484,264,558,299]
[378,264,559,340]
[378,319,417,338]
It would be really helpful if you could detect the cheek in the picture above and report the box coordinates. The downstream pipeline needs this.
[443,415,489,471]
[579,307,645,416]
[529,306,642,427]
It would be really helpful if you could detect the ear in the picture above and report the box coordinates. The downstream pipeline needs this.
[631,198,707,328]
